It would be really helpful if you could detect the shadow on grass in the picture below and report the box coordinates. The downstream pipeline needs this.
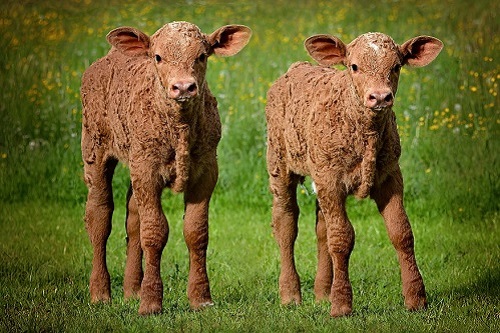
[429,264,500,311]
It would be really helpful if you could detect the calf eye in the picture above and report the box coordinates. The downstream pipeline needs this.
[197,53,207,62]
[351,64,358,72]
[155,54,162,63]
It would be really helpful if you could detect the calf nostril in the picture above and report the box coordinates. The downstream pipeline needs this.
[187,83,197,93]
[384,93,393,102]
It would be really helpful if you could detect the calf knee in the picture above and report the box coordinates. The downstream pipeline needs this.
[386,221,414,252]
[141,220,169,251]
[184,224,209,251]
[327,221,355,255]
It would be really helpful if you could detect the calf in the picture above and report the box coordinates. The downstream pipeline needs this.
[80,21,251,314]
[265,32,442,316]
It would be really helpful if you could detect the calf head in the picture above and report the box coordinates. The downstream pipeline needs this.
[305,32,443,111]
[107,21,252,102]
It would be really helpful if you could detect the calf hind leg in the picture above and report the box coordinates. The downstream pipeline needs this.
[124,185,143,300]
[314,200,333,301]
[84,157,117,303]
[183,166,218,309]
[270,174,302,305]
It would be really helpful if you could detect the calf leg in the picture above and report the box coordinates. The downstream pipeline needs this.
[314,200,333,301]
[317,187,354,317]
[124,185,143,300]
[183,162,218,309]
[372,170,427,311]
[270,173,301,305]
[84,157,117,303]
[130,168,169,315]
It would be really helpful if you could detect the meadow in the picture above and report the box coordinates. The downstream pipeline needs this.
[0,0,498,332]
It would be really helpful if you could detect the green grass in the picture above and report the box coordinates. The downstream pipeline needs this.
[0,0,498,332]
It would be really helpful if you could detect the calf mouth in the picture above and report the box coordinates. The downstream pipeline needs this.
[174,96,192,103]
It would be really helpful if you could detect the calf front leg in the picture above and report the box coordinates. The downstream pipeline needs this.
[183,164,218,309]
[270,174,301,305]
[84,157,117,303]
[131,169,169,315]
[372,170,427,311]
[124,185,143,300]
[317,186,354,317]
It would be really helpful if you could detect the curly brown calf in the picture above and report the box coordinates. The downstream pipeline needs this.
[265,32,442,317]
[81,21,251,315]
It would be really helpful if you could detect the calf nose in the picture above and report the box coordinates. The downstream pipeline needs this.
[169,80,198,100]
[365,90,394,109]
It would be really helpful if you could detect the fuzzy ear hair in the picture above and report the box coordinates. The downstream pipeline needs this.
[106,27,150,57]
[304,34,347,66]
[400,36,443,67]
[208,25,252,57]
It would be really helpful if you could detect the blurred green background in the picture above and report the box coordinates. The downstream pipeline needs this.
[0,0,498,332]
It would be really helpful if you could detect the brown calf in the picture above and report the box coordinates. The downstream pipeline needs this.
[81,21,251,315]
[265,32,442,316]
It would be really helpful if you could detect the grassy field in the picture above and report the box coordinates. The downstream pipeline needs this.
[0,0,498,332]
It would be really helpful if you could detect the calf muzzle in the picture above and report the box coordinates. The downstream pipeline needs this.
[169,80,198,101]
[365,90,394,109]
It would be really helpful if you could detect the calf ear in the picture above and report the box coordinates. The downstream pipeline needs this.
[209,25,252,57]
[106,27,150,57]
[400,36,443,67]
[304,34,346,66]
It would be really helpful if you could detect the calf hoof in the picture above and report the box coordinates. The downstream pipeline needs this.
[124,282,141,300]
[405,295,427,311]
[90,283,111,303]
[314,294,330,303]
[188,283,213,310]
[279,272,301,305]
[330,282,353,317]
[314,283,331,303]
[90,271,111,303]
[138,299,162,315]
[90,293,111,304]
[403,283,427,311]
[190,299,214,310]
[280,291,302,305]
[279,281,302,305]
[124,289,140,301]
[330,302,352,317]
[138,276,163,315]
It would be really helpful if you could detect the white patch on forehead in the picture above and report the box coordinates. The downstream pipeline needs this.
[368,42,380,52]
[169,21,184,29]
